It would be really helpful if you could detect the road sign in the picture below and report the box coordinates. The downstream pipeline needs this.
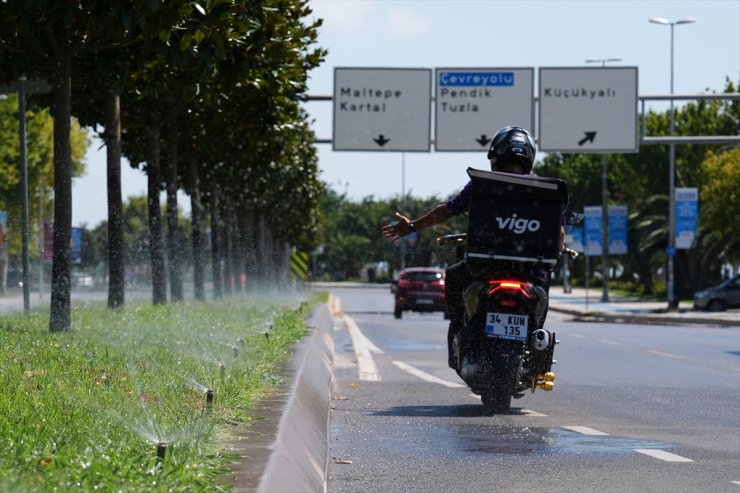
[608,205,628,255]
[675,187,698,249]
[538,67,638,153]
[584,206,602,256]
[333,67,431,152]
[290,251,309,281]
[434,68,534,151]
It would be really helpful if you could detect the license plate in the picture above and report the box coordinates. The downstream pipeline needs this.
[485,312,528,341]
[415,299,433,305]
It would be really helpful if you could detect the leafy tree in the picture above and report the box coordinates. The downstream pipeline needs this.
[695,147,740,282]
[0,0,146,330]
[0,95,88,291]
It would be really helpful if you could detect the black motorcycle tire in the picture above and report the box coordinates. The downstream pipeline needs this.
[394,304,402,319]
[480,364,517,414]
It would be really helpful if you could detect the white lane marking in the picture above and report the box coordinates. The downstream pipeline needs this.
[645,349,685,360]
[731,480,740,485]
[634,449,694,462]
[601,339,624,346]
[520,408,548,417]
[392,361,465,388]
[343,315,381,381]
[343,315,384,354]
[562,426,610,436]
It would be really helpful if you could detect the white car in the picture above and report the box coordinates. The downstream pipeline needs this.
[72,272,95,287]
[693,275,740,311]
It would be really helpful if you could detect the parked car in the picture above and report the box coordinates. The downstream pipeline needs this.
[693,275,740,311]
[393,267,447,319]
[71,272,95,288]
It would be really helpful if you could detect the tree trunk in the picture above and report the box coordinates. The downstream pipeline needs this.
[188,156,204,301]
[209,188,222,299]
[105,92,125,308]
[147,125,167,305]
[229,201,242,293]
[49,56,73,331]
[165,136,183,302]
[221,196,233,296]
[240,209,256,290]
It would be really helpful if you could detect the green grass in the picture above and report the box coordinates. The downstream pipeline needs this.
[0,290,327,492]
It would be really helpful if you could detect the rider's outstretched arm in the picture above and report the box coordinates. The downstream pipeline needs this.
[381,203,453,241]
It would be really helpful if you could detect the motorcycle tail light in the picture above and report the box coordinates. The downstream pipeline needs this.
[487,279,531,298]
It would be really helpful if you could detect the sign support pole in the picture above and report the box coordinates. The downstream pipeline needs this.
[19,76,31,314]
[601,154,609,302]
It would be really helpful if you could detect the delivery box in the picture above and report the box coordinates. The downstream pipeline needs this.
[466,168,568,265]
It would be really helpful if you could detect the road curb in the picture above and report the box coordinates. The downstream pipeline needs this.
[549,305,739,327]
[256,303,334,493]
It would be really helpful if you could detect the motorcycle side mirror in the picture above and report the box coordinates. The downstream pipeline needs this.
[564,211,584,225]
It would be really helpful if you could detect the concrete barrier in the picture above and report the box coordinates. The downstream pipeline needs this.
[256,303,334,493]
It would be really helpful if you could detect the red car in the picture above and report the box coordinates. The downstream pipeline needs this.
[393,267,448,319]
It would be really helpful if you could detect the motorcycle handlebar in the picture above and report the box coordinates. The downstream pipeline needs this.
[436,233,467,246]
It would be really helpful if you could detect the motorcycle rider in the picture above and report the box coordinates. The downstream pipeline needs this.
[381,126,564,368]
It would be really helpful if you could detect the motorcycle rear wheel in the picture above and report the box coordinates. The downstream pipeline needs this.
[481,389,513,415]
[480,365,517,414]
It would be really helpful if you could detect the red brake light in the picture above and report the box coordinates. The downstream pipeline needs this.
[487,279,531,298]
[398,279,411,289]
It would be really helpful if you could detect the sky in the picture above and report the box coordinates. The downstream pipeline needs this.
[72,0,740,227]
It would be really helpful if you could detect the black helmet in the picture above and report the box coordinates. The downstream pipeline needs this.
[487,126,536,174]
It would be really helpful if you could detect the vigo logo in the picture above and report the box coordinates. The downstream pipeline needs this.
[496,213,541,234]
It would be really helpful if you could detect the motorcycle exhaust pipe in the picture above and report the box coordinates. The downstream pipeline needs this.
[532,329,551,351]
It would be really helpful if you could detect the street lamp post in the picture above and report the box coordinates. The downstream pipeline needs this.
[649,17,696,310]
[585,58,622,303]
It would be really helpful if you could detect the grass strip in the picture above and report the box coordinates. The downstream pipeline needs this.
[0,290,327,492]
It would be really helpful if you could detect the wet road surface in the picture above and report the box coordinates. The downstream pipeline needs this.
[326,286,740,493]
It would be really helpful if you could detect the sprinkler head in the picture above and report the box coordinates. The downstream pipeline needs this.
[233,346,239,358]
[220,364,226,379]
[156,442,167,461]
[206,388,214,406]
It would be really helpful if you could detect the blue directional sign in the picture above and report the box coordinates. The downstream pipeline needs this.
[608,205,628,255]
[71,227,82,264]
[675,188,698,249]
[564,226,584,253]
[584,206,602,256]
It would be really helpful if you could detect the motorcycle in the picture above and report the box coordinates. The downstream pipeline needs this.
[439,168,581,414]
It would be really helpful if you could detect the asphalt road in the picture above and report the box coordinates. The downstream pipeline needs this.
[326,286,740,493]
